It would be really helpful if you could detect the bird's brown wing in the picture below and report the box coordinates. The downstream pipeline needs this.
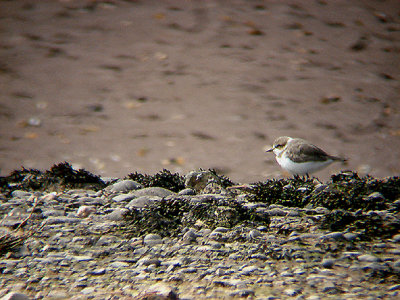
[286,141,332,163]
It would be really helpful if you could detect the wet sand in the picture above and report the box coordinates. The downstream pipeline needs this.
[0,0,399,182]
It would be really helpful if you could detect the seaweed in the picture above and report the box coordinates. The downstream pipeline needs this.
[127,169,185,193]
[0,162,106,195]
[0,233,26,256]
[122,197,270,238]
[247,177,315,207]
[319,209,400,240]
[247,172,400,212]
[207,169,236,188]
[308,172,399,211]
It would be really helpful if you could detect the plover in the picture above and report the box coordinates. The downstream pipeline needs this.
[266,136,346,176]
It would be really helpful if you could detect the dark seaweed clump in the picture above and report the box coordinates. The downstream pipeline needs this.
[122,197,270,238]
[248,177,315,207]
[127,169,185,193]
[0,234,25,256]
[248,172,400,211]
[307,172,400,211]
[320,209,400,240]
[0,162,106,195]
[207,169,236,188]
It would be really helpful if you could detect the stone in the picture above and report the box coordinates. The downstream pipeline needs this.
[133,187,176,198]
[144,233,163,246]
[178,188,196,195]
[109,261,130,268]
[90,268,106,275]
[392,234,400,243]
[76,205,96,218]
[105,208,128,221]
[126,196,161,208]
[11,191,32,198]
[182,229,198,243]
[321,258,335,268]
[141,283,178,299]
[321,232,344,240]
[108,180,143,193]
[1,292,30,300]
[185,170,215,192]
[43,216,80,224]
[358,254,381,262]
[112,193,136,202]
[240,265,259,275]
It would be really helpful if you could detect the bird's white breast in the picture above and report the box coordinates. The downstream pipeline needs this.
[276,154,334,175]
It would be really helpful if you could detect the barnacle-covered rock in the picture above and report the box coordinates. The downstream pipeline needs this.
[185,169,235,193]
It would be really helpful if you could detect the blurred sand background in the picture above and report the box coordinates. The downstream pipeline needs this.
[0,0,399,183]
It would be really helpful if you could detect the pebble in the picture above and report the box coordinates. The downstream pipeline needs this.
[392,234,400,243]
[357,254,381,262]
[126,196,161,208]
[111,193,136,202]
[143,233,163,246]
[321,232,344,240]
[107,180,143,193]
[1,177,398,300]
[133,187,176,198]
[1,292,30,300]
[321,258,335,268]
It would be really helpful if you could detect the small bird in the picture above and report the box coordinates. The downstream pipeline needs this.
[266,136,346,176]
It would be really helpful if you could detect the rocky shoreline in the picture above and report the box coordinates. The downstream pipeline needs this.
[1,164,400,299]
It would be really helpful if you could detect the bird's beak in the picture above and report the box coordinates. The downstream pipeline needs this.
[265,147,274,153]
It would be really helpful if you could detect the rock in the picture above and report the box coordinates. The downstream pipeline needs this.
[108,180,143,193]
[363,192,385,201]
[230,289,255,298]
[47,290,69,298]
[358,254,381,262]
[42,209,65,217]
[80,287,96,295]
[133,187,176,198]
[144,233,163,246]
[112,193,136,202]
[43,216,80,224]
[76,205,96,218]
[248,229,262,239]
[389,284,400,291]
[1,292,30,300]
[140,283,178,300]
[11,191,32,198]
[240,265,259,275]
[182,229,198,243]
[284,288,301,296]
[90,268,106,275]
[393,259,400,268]
[392,234,400,243]
[185,170,215,192]
[321,258,335,268]
[105,208,128,221]
[178,188,196,195]
[109,261,130,268]
[321,232,344,240]
[266,208,287,216]
[343,232,358,241]
[126,196,161,208]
